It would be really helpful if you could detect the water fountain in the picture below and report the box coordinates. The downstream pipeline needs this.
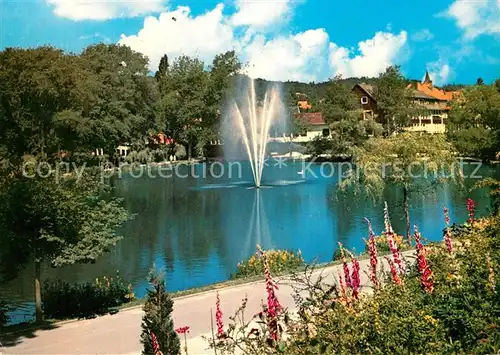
[224,78,284,188]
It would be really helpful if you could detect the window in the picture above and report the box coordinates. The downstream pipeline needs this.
[361,96,368,104]
[322,128,330,137]
[432,116,442,124]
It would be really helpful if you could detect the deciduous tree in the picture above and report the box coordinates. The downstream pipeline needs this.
[340,133,459,240]
[374,66,415,135]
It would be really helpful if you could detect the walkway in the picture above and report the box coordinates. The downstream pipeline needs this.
[1,252,413,355]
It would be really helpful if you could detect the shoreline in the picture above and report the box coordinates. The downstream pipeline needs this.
[1,246,410,335]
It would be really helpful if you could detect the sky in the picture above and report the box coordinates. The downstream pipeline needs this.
[0,0,499,85]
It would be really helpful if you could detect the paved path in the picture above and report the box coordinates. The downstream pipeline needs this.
[1,252,413,355]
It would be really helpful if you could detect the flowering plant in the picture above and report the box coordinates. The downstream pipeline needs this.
[232,249,304,279]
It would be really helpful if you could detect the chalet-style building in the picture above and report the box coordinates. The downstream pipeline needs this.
[351,71,459,134]
[352,83,378,120]
[405,71,460,134]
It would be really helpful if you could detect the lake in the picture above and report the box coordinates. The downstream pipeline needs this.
[1,160,497,323]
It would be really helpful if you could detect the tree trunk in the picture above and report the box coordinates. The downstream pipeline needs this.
[403,185,411,243]
[187,143,192,161]
[35,260,43,323]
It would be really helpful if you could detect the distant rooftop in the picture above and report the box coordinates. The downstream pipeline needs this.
[296,112,325,125]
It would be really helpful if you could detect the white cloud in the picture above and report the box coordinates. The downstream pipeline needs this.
[242,29,330,82]
[329,31,408,78]
[411,29,434,42]
[119,5,234,70]
[119,3,408,82]
[444,0,500,39]
[47,0,166,20]
[427,59,454,86]
[230,0,293,28]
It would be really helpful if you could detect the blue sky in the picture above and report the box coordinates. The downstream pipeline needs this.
[1,0,499,85]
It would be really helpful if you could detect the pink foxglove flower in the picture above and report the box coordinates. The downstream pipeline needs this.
[349,252,361,299]
[338,243,352,289]
[443,207,453,253]
[384,202,404,273]
[257,245,282,341]
[466,198,475,223]
[365,218,379,289]
[414,226,434,293]
[215,291,224,338]
[385,256,402,286]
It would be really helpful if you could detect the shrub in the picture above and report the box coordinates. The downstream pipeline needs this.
[372,232,411,252]
[141,268,180,355]
[231,249,305,279]
[42,272,134,319]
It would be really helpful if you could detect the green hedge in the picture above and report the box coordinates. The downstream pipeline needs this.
[42,273,134,319]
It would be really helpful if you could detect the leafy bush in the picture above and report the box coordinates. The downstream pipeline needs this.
[373,232,411,252]
[231,249,304,279]
[42,272,134,319]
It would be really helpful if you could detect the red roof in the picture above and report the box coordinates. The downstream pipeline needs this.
[296,112,326,125]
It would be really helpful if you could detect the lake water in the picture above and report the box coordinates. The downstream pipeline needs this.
[1,160,497,323]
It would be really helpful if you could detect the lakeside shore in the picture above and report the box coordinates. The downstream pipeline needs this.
[1,250,415,354]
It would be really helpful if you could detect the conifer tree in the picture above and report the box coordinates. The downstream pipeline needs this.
[140,268,180,355]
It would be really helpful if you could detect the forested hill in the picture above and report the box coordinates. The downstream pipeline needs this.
[245,75,469,103]
[248,76,379,101]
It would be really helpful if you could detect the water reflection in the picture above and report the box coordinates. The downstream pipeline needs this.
[2,162,499,324]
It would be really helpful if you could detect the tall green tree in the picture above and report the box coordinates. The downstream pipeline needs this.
[56,44,158,156]
[156,55,209,159]
[0,46,130,322]
[340,133,458,240]
[374,66,414,135]
[446,83,500,160]
[0,47,82,162]
[201,51,242,151]
[320,76,382,157]
[141,268,180,355]
[0,168,129,322]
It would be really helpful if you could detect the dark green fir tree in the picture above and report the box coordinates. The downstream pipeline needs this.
[140,268,180,355]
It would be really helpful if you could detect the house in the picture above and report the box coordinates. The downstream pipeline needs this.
[405,71,460,134]
[270,112,329,143]
[351,71,460,134]
[352,83,378,120]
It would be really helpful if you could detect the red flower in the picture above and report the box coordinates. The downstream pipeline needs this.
[256,245,282,341]
[338,243,352,289]
[364,218,379,289]
[349,252,361,299]
[414,226,433,293]
[443,207,453,253]
[466,198,475,223]
[175,326,190,335]
[151,331,161,355]
[385,256,402,286]
[215,291,224,338]
[384,203,404,274]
